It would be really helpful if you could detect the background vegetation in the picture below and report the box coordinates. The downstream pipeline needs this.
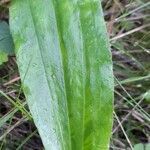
[0,0,150,149]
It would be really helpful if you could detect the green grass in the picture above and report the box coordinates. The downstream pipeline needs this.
[0,0,150,149]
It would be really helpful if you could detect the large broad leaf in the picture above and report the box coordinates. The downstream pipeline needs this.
[0,21,14,65]
[10,0,114,149]
[134,143,150,150]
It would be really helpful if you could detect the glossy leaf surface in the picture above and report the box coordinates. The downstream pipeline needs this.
[10,0,114,149]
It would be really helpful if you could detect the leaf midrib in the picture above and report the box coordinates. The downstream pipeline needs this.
[51,1,73,149]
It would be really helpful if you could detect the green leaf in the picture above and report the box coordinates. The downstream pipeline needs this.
[10,0,114,149]
[0,51,8,65]
[134,143,150,150]
[0,21,14,65]
[144,90,150,103]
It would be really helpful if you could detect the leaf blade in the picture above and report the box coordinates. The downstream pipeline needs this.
[0,21,14,65]
[10,0,114,149]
